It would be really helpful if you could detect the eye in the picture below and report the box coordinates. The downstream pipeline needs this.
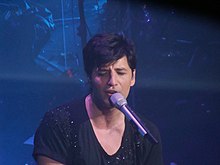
[117,72,126,75]
[97,70,108,76]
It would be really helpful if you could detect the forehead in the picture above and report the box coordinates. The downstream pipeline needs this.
[99,56,130,69]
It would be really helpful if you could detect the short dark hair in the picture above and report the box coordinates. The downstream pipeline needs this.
[83,32,136,78]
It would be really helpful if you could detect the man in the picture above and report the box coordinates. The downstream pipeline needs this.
[33,32,164,165]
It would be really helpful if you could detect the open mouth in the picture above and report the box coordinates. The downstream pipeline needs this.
[105,90,117,96]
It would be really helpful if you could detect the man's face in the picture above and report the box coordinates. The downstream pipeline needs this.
[90,56,136,109]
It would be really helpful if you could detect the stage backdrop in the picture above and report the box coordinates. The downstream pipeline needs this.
[0,0,219,164]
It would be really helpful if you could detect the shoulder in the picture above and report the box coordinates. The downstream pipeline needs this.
[33,98,87,164]
[142,118,161,142]
[48,97,86,119]
[40,97,88,128]
[127,111,162,143]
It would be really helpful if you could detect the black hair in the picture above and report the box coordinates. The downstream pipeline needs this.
[83,32,136,78]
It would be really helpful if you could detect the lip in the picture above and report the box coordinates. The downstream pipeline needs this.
[105,90,117,96]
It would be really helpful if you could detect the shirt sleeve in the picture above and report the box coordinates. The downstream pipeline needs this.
[32,110,70,164]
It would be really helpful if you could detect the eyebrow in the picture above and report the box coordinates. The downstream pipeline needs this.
[98,67,128,71]
[115,68,128,71]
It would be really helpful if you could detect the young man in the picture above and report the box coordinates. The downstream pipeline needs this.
[33,33,164,165]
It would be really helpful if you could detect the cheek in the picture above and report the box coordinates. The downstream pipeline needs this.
[93,77,102,86]
[122,76,135,87]
[91,77,105,92]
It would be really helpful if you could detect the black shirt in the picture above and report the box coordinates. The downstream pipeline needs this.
[33,98,163,165]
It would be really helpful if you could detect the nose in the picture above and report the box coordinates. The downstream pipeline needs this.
[107,72,117,86]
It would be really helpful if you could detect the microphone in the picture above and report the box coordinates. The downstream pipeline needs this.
[110,93,158,143]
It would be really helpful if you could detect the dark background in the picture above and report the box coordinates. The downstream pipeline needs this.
[0,0,219,164]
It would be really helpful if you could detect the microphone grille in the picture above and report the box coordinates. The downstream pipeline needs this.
[110,93,127,108]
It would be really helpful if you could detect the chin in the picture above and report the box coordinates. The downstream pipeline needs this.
[103,99,113,109]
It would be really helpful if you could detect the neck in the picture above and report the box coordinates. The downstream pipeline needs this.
[85,94,125,129]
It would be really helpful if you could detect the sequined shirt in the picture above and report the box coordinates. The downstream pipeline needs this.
[33,98,163,165]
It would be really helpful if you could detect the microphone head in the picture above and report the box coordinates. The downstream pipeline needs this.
[110,93,127,109]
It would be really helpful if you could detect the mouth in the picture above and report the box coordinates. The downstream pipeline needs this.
[105,90,117,96]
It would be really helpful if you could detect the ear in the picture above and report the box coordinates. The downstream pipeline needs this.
[130,69,136,87]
